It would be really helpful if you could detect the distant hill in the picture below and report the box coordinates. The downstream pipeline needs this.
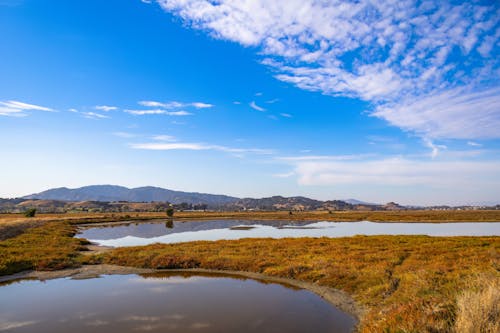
[24,185,239,205]
[230,196,324,211]
[14,185,426,213]
[343,198,379,205]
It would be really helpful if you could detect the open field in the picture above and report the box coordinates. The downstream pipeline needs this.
[0,217,499,332]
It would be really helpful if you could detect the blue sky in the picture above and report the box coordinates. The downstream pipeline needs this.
[0,0,499,205]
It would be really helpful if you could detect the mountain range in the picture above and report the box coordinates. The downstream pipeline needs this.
[0,185,493,213]
[21,185,388,211]
[24,185,238,205]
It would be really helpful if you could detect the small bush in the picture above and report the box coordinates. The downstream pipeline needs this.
[166,208,174,217]
[24,208,37,218]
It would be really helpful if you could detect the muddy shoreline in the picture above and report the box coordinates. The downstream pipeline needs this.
[0,264,363,322]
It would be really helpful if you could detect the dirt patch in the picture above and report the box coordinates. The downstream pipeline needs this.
[82,244,114,255]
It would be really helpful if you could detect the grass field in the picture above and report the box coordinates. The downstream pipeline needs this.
[0,212,499,332]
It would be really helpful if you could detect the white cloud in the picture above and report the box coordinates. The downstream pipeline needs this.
[279,154,372,162]
[94,105,117,112]
[138,101,183,108]
[1,100,53,111]
[155,0,500,139]
[113,131,138,138]
[0,100,53,116]
[372,87,500,139]
[130,142,273,155]
[283,155,500,189]
[125,109,192,116]
[422,138,447,158]
[467,141,482,147]
[280,113,292,118]
[165,111,192,116]
[152,134,176,141]
[82,112,110,119]
[191,102,213,108]
[68,108,79,113]
[138,100,213,109]
[249,101,265,112]
[0,321,38,331]
[273,171,295,178]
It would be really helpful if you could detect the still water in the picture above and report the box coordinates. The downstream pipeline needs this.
[76,219,500,247]
[0,273,355,332]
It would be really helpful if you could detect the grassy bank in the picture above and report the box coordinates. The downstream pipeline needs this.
[0,221,87,275]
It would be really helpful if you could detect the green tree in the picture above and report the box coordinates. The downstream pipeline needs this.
[166,207,174,217]
[24,208,37,218]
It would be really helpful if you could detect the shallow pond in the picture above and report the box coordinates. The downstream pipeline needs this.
[76,219,500,247]
[0,273,355,332]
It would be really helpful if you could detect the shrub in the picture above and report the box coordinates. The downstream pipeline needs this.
[166,208,174,217]
[24,208,37,218]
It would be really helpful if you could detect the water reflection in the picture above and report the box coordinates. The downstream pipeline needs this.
[76,220,500,247]
[0,273,355,332]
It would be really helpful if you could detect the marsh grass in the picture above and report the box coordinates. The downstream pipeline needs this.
[96,236,499,332]
[0,222,86,275]
[455,274,499,333]
[0,217,498,332]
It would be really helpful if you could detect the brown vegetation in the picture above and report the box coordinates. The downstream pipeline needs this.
[93,235,500,332]
[0,222,87,275]
[455,274,499,333]
[0,215,499,332]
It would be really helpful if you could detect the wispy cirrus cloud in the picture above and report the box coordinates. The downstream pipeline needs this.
[128,100,212,116]
[94,105,117,112]
[0,100,53,116]
[249,101,265,112]
[125,109,192,116]
[151,134,176,141]
[0,320,38,331]
[112,131,138,138]
[139,100,184,108]
[372,86,500,139]
[138,100,213,109]
[280,154,500,189]
[130,141,273,155]
[191,102,213,109]
[154,0,500,140]
[467,141,482,147]
[82,112,110,119]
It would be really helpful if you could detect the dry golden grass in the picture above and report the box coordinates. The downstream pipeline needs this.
[455,274,500,333]
[0,222,88,275]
